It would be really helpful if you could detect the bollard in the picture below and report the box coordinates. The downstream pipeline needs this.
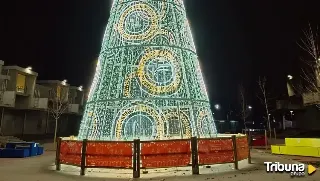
[133,139,141,178]
[231,135,239,170]
[55,137,62,171]
[264,129,268,150]
[247,134,251,164]
[191,137,199,175]
[80,139,88,176]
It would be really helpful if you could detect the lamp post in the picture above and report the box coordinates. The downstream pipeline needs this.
[290,110,293,120]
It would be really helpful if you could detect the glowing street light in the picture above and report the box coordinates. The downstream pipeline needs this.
[287,75,293,80]
[214,104,220,110]
[78,85,83,91]
[26,66,32,73]
[62,79,67,85]
[248,105,252,109]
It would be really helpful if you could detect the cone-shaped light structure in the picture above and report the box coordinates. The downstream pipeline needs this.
[78,0,217,140]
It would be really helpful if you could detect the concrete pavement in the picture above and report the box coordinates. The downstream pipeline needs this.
[0,149,319,181]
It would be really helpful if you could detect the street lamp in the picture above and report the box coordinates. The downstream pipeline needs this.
[62,79,67,85]
[78,85,83,91]
[287,75,293,80]
[214,104,220,110]
[248,105,252,110]
[290,110,293,120]
[26,66,32,73]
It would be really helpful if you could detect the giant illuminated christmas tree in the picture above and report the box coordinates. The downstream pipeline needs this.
[78,0,217,141]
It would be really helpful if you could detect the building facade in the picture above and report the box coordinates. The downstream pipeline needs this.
[0,60,85,139]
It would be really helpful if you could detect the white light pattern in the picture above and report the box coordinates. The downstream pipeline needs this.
[78,0,217,141]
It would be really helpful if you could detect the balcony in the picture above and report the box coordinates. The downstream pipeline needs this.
[302,92,320,106]
[0,91,16,107]
[276,100,303,110]
[68,104,80,114]
[30,98,48,109]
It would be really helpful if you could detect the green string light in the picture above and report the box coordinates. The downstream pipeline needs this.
[78,0,217,141]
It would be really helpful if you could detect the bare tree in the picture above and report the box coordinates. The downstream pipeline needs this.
[48,86,69,147]
[238,83,251,130]
[296,24,320,108]
[257,76,272,138]
[298,24,319,66]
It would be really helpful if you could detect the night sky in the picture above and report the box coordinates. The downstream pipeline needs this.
[1,0,320,120]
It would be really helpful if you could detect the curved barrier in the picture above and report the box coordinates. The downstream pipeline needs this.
[86,141,133,168]
[55,135,250,178]
[198,138,234,165]
[59,140,82,166]
[141,139,191,168]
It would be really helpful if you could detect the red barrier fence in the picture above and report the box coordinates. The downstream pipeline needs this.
[236,137,249,161]
[141,140,191,168]
[198,138,234,165]
[59,140,82,166]
[86,141,133,168]
[56,135,251,178]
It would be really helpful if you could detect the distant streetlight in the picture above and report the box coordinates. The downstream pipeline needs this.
[290,110,293,120]
[26,66,32,73]
[248,105,252,110]
[287,75,293,80]
[214,104,220,110]
[78,85,83,91]
[62,79,67,85]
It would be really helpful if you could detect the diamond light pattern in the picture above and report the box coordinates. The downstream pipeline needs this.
[78,0,217,141]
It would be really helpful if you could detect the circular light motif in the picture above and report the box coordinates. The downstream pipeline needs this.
[115,104,164,139]
[118,3,159,41]
[137,49,181,95]
[123,114,156,140]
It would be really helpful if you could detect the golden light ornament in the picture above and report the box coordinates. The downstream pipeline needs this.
[137,49,181,95]
[115,104,164,140]
[117,3,159,41]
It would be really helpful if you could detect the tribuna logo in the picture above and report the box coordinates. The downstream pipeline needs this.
[264,162,305,177]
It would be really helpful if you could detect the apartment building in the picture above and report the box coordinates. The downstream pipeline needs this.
[274,81,320,131]
[0,60,85,138]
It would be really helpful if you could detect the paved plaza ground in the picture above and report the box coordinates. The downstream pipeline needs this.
[0,149,319,181]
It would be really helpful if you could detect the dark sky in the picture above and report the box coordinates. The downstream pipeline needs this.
[1,0,320,119]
